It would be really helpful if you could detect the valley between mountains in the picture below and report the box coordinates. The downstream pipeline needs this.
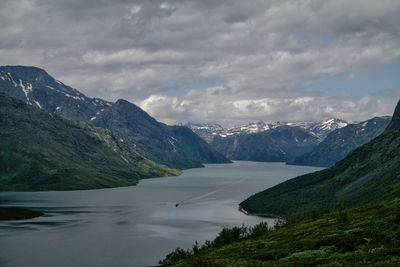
[1,65,400,267]
[159,98,400,267]
[0,65,229,192]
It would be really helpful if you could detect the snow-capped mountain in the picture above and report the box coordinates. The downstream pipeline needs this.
[306,118,351,139]
[0,65,112,122]
[210,125,320,162]
[185,123,224,142]
[186,122,224,131]
[187,118,350,142]
[290,116,391,167]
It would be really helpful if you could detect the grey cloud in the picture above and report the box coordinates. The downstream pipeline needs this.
[139,91,398,127]
[0,0,399,125]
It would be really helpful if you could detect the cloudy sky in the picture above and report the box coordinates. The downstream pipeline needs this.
[1,0,400,126]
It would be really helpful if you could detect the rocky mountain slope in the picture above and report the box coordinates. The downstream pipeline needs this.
[0,65,111,122]
[92,99,230,169]
[289,116,391,167]
[307,118,350,139]
[210,126,320,162]
[0,65,230,169]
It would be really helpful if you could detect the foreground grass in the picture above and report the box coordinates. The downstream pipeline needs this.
[0,206,43,220]
[159,198,400,266]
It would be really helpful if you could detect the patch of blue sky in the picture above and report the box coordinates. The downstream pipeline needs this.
[298,60,400,98]
[320,33,334,42]
[162,77,226,97]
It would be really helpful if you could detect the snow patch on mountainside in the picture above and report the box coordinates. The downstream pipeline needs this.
[19,79,33,104]
[33,100,42,109]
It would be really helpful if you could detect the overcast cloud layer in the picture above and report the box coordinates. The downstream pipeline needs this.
[1,0,400,126]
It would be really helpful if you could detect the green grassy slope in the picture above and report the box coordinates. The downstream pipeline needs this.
[240,100,400,217]
[0,93,179,191]
[160,198,400,266]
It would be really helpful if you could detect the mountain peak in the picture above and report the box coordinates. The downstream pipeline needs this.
[115,98,130,105]
[113,99,148,115]
[0,65,49,81]
[1,65,47,72]
[388,99,400,130]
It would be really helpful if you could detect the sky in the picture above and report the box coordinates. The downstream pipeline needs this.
[1,0,399,127]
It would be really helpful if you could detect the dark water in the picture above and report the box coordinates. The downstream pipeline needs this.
[0,161,321,267]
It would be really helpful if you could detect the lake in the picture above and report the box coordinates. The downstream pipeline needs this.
[0,161,321,267]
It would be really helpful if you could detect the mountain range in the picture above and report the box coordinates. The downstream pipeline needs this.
[289,116,391,167]
[189,116,390,167]
[0,66,230,173]
[187,118,350,142]
[240,99,400,217]
[210,126,320,162]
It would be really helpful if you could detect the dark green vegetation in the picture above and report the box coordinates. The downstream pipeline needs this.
[0,93,179,191]
[160,198,400,266]
[92,99,230,169]
[241,100,400,217]
[0,206,43,220]
[210,126,319,162]
[290,116,391,167]
[0,65,230,169]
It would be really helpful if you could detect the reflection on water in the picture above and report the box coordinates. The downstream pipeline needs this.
[0,161,321,267]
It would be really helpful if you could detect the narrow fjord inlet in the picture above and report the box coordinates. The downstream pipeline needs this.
[0,162,321,267]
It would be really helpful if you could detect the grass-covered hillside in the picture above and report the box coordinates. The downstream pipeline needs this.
[0,93,179,191]
[159,198,400,266]
[240,100,400,217]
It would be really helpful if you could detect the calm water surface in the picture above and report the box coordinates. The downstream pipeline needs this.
[0,161,321,267]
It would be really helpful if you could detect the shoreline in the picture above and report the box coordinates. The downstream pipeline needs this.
[0,206,44,221]
[238,205,281,219]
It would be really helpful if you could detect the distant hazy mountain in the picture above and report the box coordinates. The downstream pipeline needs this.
[0,93,179,191]
[185,122,224,143]
[240,99,400,217]
[290,116,391,167]
[187,118,349,143]
[0,66,230,169]
[210,126,320,162]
